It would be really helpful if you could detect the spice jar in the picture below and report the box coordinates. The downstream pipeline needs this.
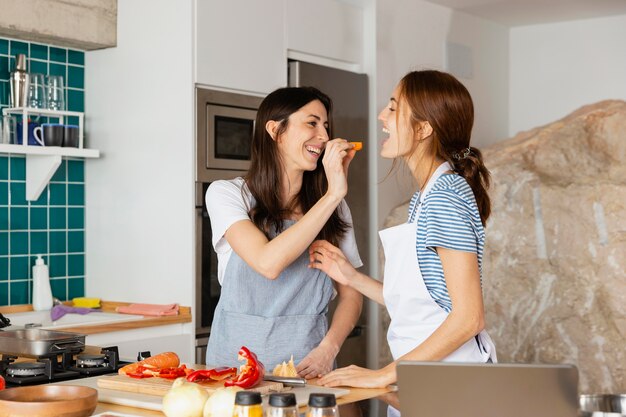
[306,393,339,417]
[267,392,298,417]
[233,391,263,417]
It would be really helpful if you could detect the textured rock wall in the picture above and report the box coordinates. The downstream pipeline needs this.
[379,100,626,394]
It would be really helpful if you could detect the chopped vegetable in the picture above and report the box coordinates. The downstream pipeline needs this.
[223,346,265,389]
[349,141,363,151]
[186,367,237,383]
[272,355,298,377]
[119,351,180,375]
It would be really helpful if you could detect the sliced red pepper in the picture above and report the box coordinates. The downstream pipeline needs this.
[186,366,238,383]
[224,346,265,389]
[158,364,192,379]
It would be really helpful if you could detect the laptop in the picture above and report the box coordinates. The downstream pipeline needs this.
[397,361,579,417]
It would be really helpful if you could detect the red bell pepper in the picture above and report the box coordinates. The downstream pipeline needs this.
[186,366,238,383]
[224,346,265,389]
[158,364,192,379]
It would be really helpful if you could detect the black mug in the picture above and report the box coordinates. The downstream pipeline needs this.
[63,125,80,148]
[34,123,64,147]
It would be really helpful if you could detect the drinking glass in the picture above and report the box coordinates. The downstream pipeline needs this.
[27,73,47,109]
[1,115,17,144]
[46,75,65,111]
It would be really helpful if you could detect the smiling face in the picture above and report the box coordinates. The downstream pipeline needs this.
[378,84,415,159]
[274,99,330,173]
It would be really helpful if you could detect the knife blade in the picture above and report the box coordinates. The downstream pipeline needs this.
[263,375,306,386]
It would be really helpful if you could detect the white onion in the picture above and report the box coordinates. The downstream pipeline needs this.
[162,377,210,417]
[203,386,243,417]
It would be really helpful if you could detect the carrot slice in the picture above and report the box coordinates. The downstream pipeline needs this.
[349,141,363,151]
[118,352,180,375]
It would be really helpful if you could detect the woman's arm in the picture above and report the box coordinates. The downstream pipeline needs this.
[319,248,485,388]
[225,139,355,279]
[309,240,385,305]
[296,282,363,379]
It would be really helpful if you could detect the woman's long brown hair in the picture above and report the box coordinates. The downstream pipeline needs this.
[245,87,348,245]
[399,70,492,225]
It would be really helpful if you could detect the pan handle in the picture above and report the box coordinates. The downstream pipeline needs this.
[50,340,85,352]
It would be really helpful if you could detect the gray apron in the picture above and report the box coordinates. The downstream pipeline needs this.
[206,221,335,369]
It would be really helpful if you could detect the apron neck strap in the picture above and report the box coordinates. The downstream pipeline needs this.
[409,162,453,222]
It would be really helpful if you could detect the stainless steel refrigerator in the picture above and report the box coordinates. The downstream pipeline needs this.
[289,60,369,368]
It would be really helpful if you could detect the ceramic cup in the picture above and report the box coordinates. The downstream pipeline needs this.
[16,120,42,146]
[63,125,79,148]
[34,123,64,147]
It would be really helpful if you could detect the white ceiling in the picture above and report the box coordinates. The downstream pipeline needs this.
[424,0,626,26]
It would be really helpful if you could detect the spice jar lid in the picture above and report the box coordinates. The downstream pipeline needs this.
[308,393,336,407]
[235,391,262,405]
[269,392,297,407]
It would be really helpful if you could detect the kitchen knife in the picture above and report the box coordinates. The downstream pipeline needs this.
[263,375,306,386]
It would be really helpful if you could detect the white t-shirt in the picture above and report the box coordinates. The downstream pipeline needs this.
[206,177,363,284]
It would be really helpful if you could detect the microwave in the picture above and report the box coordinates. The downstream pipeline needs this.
[196,87,263,182]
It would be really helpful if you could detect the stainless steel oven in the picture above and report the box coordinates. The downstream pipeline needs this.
[195,88,262,363]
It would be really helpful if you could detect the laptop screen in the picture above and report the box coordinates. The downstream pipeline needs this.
[397,361,579,417]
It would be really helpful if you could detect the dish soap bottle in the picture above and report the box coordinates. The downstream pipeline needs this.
[32,255,53,311]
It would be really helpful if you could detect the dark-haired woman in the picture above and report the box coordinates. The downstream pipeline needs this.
[310,70,497,390]
[205,87,363,379]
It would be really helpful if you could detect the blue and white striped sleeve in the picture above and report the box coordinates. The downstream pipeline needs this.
[422,189,479,254]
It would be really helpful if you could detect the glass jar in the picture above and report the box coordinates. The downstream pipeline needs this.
[306,393,339,417]
[233,391,263,417]
[267,393,299,417]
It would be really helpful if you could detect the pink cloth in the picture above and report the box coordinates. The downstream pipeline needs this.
[116,303,179,316]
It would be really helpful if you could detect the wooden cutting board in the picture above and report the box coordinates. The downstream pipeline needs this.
[97,374,283,396]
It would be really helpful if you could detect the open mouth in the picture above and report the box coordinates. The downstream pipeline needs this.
[305,145,322,158]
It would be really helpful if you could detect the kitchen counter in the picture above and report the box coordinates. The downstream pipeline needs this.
[89,381,393,416]
[0,301,192,334]
[53,372,393,416]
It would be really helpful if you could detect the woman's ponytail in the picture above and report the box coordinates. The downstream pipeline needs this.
[451,147,491,226]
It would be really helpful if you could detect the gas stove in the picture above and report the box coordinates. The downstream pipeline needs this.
[0,346,130,388]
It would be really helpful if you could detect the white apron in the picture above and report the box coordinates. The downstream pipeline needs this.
[380,162,497,363]
[381,163,496,417]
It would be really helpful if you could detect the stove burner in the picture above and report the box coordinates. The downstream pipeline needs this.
[7,362,46,377]
[76,354,106,368]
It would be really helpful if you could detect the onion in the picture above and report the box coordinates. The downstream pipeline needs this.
[203,386,243,417]
[162,377,210,417]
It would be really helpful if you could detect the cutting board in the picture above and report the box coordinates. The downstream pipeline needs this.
[69,376,350,411]
[97,374,283,396]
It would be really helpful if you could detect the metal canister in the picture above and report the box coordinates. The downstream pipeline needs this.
[9,54,29,108]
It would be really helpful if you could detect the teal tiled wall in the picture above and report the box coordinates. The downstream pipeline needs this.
[0,37,86,306]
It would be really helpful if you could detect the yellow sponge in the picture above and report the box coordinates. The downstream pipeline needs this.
[72,297,101,308]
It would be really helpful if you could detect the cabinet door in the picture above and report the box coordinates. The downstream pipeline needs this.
[286,0,363,67]
[195,0,285,94]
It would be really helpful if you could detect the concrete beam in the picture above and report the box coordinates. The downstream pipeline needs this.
[0,0,117,50]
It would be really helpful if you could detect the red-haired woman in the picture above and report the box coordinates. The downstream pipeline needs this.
[311,70,497,391]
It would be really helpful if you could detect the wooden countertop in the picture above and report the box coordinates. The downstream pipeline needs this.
[0,301,192,334]
[90,380,393,416]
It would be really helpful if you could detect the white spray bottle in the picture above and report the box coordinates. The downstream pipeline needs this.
[32,255,53,311]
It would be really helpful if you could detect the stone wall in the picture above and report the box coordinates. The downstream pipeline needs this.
[379,100,626,394]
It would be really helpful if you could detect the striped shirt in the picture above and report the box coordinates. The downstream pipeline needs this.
[407,173,485,313]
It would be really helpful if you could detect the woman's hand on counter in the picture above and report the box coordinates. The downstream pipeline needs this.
[296,341,338,379]
[318,363,395,388]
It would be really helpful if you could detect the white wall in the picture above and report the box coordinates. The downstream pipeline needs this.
[84,0,195,307]
[376,0,509,227]
[510,14,626,136]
